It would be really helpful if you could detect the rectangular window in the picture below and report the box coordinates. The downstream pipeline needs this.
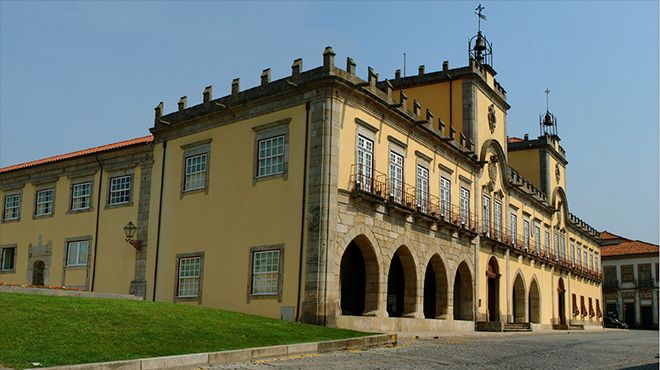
[459,187,470,225]
[544,227,551,255]
[184,153,208,191]
[35,189,54,216]
[577,245,582,266]
[639,264,652,286]
[416,165,429,212]
[356,135,374,192]
[583,250,587,267]
[621,265,634,282]
[588,298,594,317]
[109,176,131,205]
[252,250,280,295]
[570,242,575,264]
[523,219,530,249]
[580,295,586,316]
[66,240,89,267]
[534,223,541,253]
[561,234,566,259]
[0,247,16,271]
[388,151,404,203]
[494,201,502,239]
[3,194,21,220]
[177,256,202,298]
[257,135,285,177]
[589,253,593,271]
[510,212,518,245]
[71,182,92,211]
[572,293,578,316]
[553,231,559,257]
[482,195,491,234]
[440,177,451,219]
[604,266,617,285]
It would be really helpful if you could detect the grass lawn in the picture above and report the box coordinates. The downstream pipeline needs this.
[0,292,366,369]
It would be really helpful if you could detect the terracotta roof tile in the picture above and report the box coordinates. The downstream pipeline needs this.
[0,135,153,174]
[600,231,627,241]
[601,240,659,257]
[507,136,524,143]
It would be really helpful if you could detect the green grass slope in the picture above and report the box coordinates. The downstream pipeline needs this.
[0,292,365,369]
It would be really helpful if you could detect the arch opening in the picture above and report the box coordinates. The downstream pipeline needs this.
[512,273,526,323]
[423,254,448,319]
[387,246,417,317]
[557,277,566,325]
[453,261,474,321]
[32,260,45,286]
[486,256,500,322]
[529,279,541,324]
[340,236,379,316]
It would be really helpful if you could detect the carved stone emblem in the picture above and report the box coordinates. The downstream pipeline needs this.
[488,104,496,133]
[555,163,561,182]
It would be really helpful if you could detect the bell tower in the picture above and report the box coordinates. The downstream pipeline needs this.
[540,88,559,138]
[469,4,493,66]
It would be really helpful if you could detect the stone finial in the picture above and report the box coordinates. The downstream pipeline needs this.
[346,57,356,75]
[418,65,425,75]
[399,90,408,110]
[323,46,335,69]
[154,102,164,122]
[426,109,433,125]
[383,79,393,99]
[177,96,187,111]
[439,119,446,133]
[460,133,466,147]
[524,133,529,141]
[413,100,421,117]
[395,69,401,80]
[292,58,302,77]
[231,78,240,97]
[203,86,212,103]
[261,68,271,87]
[367,67,378,87]
[449,125,456,140]
[442,61,449,71]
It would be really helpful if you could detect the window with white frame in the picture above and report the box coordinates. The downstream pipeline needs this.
[544,227,551,255]
[523,219,530,249]
[356,135,374,191]
[440,177,451,218]
[494,201,502,238]
[109,176,131,205]
[35,189,54,216]
[460,187,470,225]
[71,182,92,211]
[252,249,280,295]
[184,153,208,191]
[3,194,20,220]
[570,241,576,264]
[583,250,588,268]
[561,234,567,259]
[0,246,16,271]
[389,151,404,203]
[416,165,429,212]
[177,256,202,298]
[577,244,582,266]
[257,135,285,177]
[482,195,491,234]
[66,240,89,267]
[554,231,560,257]
[534,222,541,252]
[510,211,518,245]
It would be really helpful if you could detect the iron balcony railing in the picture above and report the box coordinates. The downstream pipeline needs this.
[351,164,387,199]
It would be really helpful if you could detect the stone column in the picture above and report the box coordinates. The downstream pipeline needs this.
[550,266,556,325]
[505,248,511,323]
[130,158,154,298]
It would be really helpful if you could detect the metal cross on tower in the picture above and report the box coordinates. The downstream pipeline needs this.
[545,88,551,111]
[475,4,487,33]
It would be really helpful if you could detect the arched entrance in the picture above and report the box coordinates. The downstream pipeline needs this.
[387,246,417,317]
[423,254,448,319]
[340,236,379,316]
[557,278,566,325]
[486,256,500,322]
[529,279,541,323]
[32,260,45,286]
[453,261,474,320]
[512,273,526,323]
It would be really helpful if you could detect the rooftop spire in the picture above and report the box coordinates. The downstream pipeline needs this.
[468,4,493,66]
[540,88,559,138]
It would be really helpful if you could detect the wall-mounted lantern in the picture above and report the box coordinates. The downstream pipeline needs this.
[123,221,141,249]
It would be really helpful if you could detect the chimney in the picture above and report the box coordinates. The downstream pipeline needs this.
[231,78,240,97]
[524,133,529,141]
[154,102,164,122]
[395,69,401,80]
[346,57,356,75]
[323,46,335,70]
[203,86,212,103]
[261,68,271,87]
[442,61,449,71]
[413,99,421,117]
[367,67,378,87]
[291,58,302,77]
[418,65,425,75]
[177,96,187,111]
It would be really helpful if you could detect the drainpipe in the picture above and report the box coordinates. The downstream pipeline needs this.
[90,156,103,291]
[152,140,167,301]
[295,102,311,322]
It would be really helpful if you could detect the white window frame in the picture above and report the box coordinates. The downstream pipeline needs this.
[71,182,92,211]
[440,177,451,219]
[251,249,281,296]
[510,211,518,245]
[482,195,491,234]
[356,135,374,192]
[534,222,541,253]
[177,256,202,298]
[416,165,429,212]
[35,188,54,216]
[389,151,404,203]
[577,244,582,266]
[109,176,131,205]
[3,194,20,220]
[0,246,16,271]
[66,240,89,267]
[184,153,208,192]
[544,226,551,255]
[523,219,530,249]
[494,201,503,239]
[459,187,470,225]
[257,135,286,177]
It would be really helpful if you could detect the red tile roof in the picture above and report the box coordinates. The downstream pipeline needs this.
[0,135,153,174]
[600,231,626,241]
[507,136,524,143]
[601,240,658,257]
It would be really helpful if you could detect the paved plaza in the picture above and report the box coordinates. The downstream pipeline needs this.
[212,330,658,369]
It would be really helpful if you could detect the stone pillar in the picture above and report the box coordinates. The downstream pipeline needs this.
[505,248,511,323]
[566,272,572,325]
[129,158,153,298]
[635,291,641,328]
[550,266,556,325]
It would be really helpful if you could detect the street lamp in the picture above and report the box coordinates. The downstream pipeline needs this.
[123,221,141,249]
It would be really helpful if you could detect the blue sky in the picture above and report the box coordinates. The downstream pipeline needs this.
[1,1,658,243]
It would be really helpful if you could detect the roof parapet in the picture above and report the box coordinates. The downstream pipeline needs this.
[346,57,356,75]
[203,86,212,103]
[261,69,271,87]
[291,58,302,77]
[231,78,240,97]
[177,96,187,111]
[323,46,335,70]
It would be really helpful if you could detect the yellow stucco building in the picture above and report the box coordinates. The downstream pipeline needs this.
[0,27,603,332]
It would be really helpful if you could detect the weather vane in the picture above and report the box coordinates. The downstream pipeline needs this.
[475,4,487,33]
[544,88,551,111]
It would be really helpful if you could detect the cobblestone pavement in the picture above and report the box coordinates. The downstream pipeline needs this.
[211,330,658,369]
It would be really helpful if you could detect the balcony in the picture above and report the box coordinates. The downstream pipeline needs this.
[638,279,655,289]
[350,164,387,202]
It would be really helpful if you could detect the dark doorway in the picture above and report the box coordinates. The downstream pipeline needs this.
[512,274,526,323]
[387,254,405,317]
[557,278,566,325]
[529,280,540,323]
[423,264,436,319]
[606,303,617,319]
[624,303,636,328]
[453,262,474,320]
[487,257,499,322]
[641,306,653,329]
[32,260,45,286]
[340,242,366,315]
